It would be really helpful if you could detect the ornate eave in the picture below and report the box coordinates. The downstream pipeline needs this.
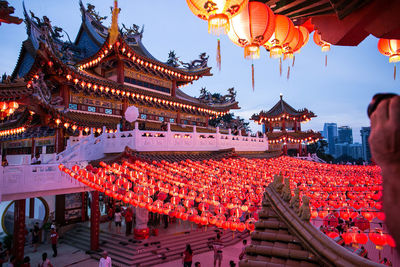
[0,1,23,25]
[266,131,322,144]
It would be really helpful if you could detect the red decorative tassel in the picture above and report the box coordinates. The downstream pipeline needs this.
[251,63,255,91]
[216,39,221,71]
[287,66,290,80]
[292,55,295,67]
[279,57,282,76]
[325,54,328,67]
[394,65,396,80]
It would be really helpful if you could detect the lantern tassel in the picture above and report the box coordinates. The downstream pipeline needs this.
[287,66,290,80]
[251,63,255,91]
[292,55,295,67]
[394,65,396,80]
[325,54,328,67]
[279,57,282,76]
[216,39,221,71]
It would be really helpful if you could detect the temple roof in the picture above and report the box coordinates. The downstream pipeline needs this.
[251,95,316,122]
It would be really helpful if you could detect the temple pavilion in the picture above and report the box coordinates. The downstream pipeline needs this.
[0,1,239,157]
[251,94,321,156]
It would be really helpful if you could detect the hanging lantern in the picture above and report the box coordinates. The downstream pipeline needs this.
[264,14,295,58]
[378,38,400,79]
[369,229,387,250]
[298,26,309,48]
[283,27,303,60]
[313,32,331,52]
[186,0,248,35]
[227,1,275,59]
[0,102,8,111]
[8,101,19,110]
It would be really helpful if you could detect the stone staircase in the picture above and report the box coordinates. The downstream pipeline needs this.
[63,224,249,267]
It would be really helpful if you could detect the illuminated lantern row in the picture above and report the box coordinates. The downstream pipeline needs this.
[0,126,26,137]
[268,137,319,145]
[77,44,199,82]
[59,156,386,236]
[378,38,400,79]
[0,101,19,119]
[186,0,248,35]
[65,74,227,118]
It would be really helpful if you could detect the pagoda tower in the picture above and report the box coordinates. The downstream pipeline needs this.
[251,94,321,156]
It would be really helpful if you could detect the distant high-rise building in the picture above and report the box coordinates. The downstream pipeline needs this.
[360,127,371,163]
[335,143,348,158]
[348,143,363,160]
[338,126,353,144]
[323,123,337,155]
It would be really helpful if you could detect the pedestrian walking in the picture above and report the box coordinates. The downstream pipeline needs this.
[32,222,40,252]
[239,239,247,260]
[194,262,201,267]
[182,244,193,267]
[99,251,112,267]
[107,205,114,231]
[50,226,58,257]
[38,253,53,267]
[124,206,133,236]
[212,233,224,267]
[114,207,122,234]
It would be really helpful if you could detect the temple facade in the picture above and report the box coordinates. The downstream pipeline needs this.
[0,1,239,160]
[251,94,321,155]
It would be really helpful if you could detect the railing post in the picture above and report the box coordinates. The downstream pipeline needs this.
[102,126,107,135]
[167,122,171,132]
[117,123,121,133]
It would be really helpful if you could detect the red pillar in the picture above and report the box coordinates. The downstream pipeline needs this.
[117,59,125,84]
[171,80,177,97]
[282,144,288,155]
[90,191,100,251]
[54,128,65,153]
[298,143,302,156]
[13,199,26,261]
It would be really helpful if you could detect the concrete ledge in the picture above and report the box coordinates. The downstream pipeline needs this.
[261,187,384,267]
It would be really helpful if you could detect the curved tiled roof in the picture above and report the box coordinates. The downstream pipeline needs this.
[260,95,315,118]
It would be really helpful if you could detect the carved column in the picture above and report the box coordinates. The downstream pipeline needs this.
[299,143,302,156]
[13,199,26,262]
[90,191,100,251]
[29,198,35,218]
[134,207,149,240]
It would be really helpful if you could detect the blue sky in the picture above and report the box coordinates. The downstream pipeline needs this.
[1,0,399,142]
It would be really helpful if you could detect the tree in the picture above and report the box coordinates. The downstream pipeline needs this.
[208,112,250,132]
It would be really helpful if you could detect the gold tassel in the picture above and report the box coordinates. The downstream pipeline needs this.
[394,65,396,80]
[292,55,295,67]
[251,63,255,91]
[216,39,221,71]
[287,66,290,80]
[325,54,328,67]
[279,57,282,76]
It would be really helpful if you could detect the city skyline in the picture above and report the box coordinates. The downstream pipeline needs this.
[1,0,398,143]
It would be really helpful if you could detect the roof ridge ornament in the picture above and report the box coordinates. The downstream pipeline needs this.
[179,53,209,70]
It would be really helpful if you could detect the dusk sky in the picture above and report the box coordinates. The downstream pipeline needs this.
[1,0,399,142]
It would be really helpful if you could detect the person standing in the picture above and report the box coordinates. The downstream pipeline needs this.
[38,253,53,267]
[212,233,224,267]
[182,244,193,267]
[50,226,58,257]
[114,207,122,234]
[107,204,114,231]
[32,222,40,252]
[99,251,112,267]
[21,256,30,267]
[239,239,247,260]
[124,206,133,236]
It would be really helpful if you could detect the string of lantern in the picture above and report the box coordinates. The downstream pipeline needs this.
[76,40,202,83]
[62,73,228,118]
[0,110,33,137]
[0,101,19,120]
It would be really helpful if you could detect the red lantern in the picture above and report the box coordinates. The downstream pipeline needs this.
[227,1,275,59]
[313,32,331,52]
[264,15,295,58]
[369,229,387,250]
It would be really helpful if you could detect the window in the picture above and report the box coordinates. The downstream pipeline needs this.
[88,106,96,112]
[158,116,164,122]
[183,120,188,125]
[192,121,197,125]
[140,114,147,120]
[69,103,78,110]
[105,109,113,115]
[169,118,175,123]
